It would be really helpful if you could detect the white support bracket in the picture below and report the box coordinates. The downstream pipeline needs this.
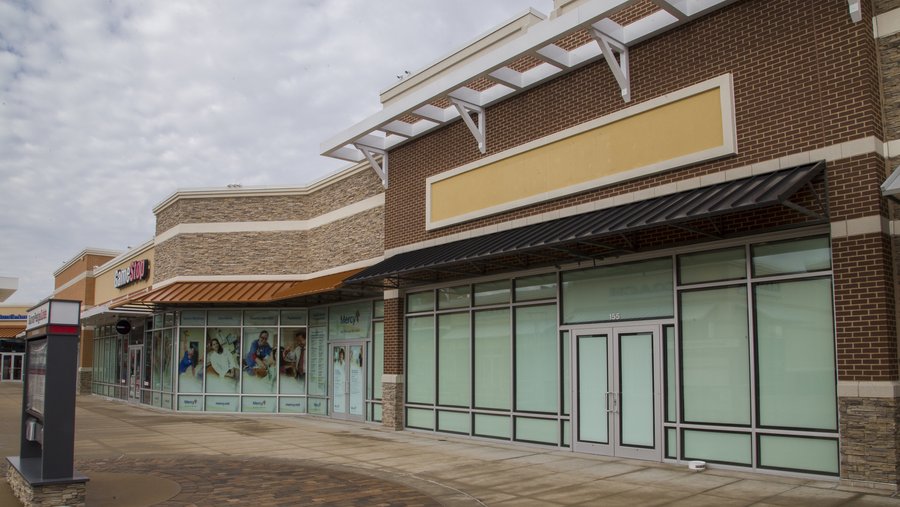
[591,28,630,102]
[449,97,486,154]
[848,0,861,23]
[354,143,388,188]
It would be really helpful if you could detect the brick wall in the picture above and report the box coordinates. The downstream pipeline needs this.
[876,0,900,15]
[383,297,404,375]
[385,0,881,250]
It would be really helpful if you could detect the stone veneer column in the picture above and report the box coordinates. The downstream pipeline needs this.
[832,230,900,490]
[381,290,405,431]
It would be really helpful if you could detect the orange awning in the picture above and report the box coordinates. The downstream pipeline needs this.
[0,327,25,338]
[131,269,363,305]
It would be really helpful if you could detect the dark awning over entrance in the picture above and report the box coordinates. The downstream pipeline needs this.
[349,162,827,286]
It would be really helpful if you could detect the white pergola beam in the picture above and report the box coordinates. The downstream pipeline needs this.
[447,86,483,106]
[649,0,688,21]
[413,104,455,122]
[623,10,679,45]
[489,67,525,89]
[535,44,573,67]
[521,62,566,87]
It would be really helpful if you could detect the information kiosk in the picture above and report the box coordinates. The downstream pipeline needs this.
[6,299,88,506]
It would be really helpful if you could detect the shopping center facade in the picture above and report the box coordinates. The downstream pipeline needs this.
[68,0,900,490]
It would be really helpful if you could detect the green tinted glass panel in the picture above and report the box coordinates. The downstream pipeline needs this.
[562,420,571,446]
[620,332,654,447]
[474,280,511,306]
[474,309,510,410]
[374,322,384,399]
[407,316,435,404]
[666,428,677,459]
[515,305,557,413]
[665,326,676,423]
[577,335,608,444]
[562,258,673,323]
[515,417,557,444]
[438,285,470,309]
[562,331,570,416]
[678,247,746,284]
[243,310,277,325]
[759,435,839,474]
[407,291,434,313]
[681,286,750,425]
[756,278,836,430]
[373,300,384,319]
[683,430,751,465]
[406,408,434,430]
[752,236,830,276]
[373,403,383,422]
[438,313,470,406]
[208,310,242,326]
[438,411,470,434]
[515,273,557,301]
[180,310,206,326]
[474,414,510,439]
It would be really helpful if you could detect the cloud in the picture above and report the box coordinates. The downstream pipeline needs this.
[0,0,553,303]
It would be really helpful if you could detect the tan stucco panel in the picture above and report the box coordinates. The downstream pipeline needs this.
[429,88,725,223]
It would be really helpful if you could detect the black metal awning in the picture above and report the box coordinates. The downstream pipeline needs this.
[349,161,827,286]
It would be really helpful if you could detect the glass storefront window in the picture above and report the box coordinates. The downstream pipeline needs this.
[438,285,470,310]
[515,273,557,302]
[407,291,434,313]
[474,309,510,410]
[438,313,470,407]
[242,328,278,394]
[755,278,836,430]
[562,258,673,324]
[514,305,557,413]
[752,236,830,276]
[678,247,746,285]
[406,316,435,404]
[178,328,204,393]
[680,286,750,425]
[180,310,206,327]
[474,280,510,306]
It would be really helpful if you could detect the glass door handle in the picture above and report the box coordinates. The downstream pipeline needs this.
[606,392,618,413]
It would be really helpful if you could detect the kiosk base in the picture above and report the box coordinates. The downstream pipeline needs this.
[6,457,88,507]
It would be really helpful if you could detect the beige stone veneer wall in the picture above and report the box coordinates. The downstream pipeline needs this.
[153,168,384,281]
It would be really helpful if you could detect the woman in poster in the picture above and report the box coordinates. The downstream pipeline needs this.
[280,329,306,394]
[205,336,238,393]
[242,329,277,394]
[177,335,203,393]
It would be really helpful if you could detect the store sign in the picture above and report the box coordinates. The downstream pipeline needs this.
[114,259,149,289]
[115,319,132,335]
[0,314,27,320]
[26,303,50,330]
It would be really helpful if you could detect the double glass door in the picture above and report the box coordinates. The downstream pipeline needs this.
[127,346,142,402]
[0,353,23,382]
[330,342,365,421]
[573,324,661,460]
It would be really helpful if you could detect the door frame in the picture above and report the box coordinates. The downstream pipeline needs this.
[0,353,24,382]
[127,345,143,403]
[570,322,665,461]
[329,341,367,421]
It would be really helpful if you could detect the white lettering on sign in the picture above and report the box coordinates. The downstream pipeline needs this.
[114,259,150,289]
[26,303,50,330]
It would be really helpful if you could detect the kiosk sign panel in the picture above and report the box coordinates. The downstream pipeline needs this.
[25,339,47,418]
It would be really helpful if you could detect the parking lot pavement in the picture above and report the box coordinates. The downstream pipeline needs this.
[2,383,900,506]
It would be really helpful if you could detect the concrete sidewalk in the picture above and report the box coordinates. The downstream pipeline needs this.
[2,383,899,506]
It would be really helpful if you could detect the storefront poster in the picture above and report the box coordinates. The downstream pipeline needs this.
[308,397,327,415]
[241,327,277,394]
[241,396,277,413]
[180,310,206,327]
[206,327,240,393]
[279,397,307,413]
[328,302,371,340]
[332,346,346,414]
[281,309,308,326]
[26,339,47,417]
[178,395,203,411]
[307,327,327,395]
[279,327,306,394]
[205,395,239,412]
[161,330,174,391]
[244,310,277,326]
[208,310,242,326]
[178,329,204,393]
[309,308,328,327]
[349,346,363,416]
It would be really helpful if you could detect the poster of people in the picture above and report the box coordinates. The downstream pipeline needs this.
[242,328,277,394]
[161,330,174,391]
[205,327,240,393]
[279,328,306,394]
[349,346,363,416]
[178,328,204,393]
[307,327,327,396]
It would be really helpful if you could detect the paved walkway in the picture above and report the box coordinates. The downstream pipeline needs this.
[2,383,900,506]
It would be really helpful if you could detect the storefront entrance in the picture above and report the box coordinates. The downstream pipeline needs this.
[572,324,662,461]
[0,353,23,382]
[127,345,143,403]
[330,342,365,421]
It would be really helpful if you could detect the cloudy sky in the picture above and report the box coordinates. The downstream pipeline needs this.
[0,0,553,304]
